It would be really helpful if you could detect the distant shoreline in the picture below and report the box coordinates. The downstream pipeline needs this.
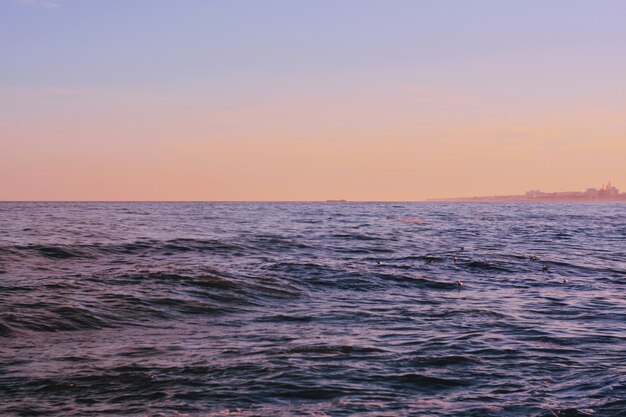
[430,182,626,202]
[428,198,626,203]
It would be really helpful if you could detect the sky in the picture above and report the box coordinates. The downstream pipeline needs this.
[1,0,625,201]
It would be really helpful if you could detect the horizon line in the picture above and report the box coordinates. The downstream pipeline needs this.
[1,199,625,204]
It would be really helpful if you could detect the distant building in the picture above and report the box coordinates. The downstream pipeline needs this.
[598,182,619,198]
[584,188,598,197]
[525,190,543,198]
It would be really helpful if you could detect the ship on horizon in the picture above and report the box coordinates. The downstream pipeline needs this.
[429,182,626,202]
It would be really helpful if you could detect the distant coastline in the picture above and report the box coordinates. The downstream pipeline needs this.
[429,182,626,202]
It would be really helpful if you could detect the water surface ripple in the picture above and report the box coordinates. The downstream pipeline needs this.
[1,202,625,416]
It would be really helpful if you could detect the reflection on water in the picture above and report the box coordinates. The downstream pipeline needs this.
[1,202,625,416]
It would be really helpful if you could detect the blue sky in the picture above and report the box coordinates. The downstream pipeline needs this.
[4,0,625,98]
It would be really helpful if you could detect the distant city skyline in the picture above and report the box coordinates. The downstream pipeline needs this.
[431,181,626,202]
[1,0,625,201]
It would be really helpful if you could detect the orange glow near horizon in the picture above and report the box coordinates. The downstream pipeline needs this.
[2,87,625,201]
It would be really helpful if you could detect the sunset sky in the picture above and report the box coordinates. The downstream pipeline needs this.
[1,0,625,201]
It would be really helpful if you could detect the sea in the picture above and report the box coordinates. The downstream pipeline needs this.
[1,202,625,417]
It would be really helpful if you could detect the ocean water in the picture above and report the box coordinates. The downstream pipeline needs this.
[1,202,625,417]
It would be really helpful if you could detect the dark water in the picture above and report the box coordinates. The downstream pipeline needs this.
[1,202,625,417]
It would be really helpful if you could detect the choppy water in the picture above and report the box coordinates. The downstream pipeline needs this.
[1,202,625,417]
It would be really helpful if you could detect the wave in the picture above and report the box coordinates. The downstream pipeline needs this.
[2,238,249,262]
[392,373,470,388]
[535,408,596,417]
[409,355,482,366]
[0,268,300,337]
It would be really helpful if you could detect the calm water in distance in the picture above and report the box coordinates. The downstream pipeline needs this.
[1,202,625,416]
